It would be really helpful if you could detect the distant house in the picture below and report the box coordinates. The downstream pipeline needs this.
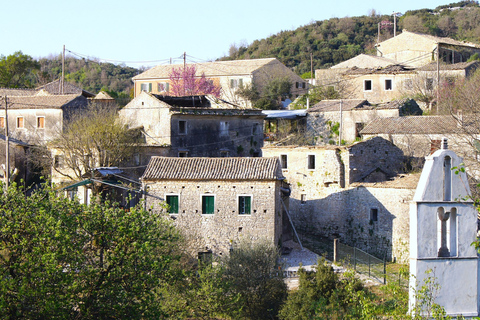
[119,92,265,157]
[141,156,291,256]
[0,94,89,145]
[36,79,95,98]
[375,30,480,67]
[307,99,422,144]
[0,134,31,186]
[132,58,307,108]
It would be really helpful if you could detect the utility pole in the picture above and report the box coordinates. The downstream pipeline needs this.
[436,44,440,112]
[61,45,65,94]
[4,96,9,189]
[392,12,401,37]
[339,100,343,145]
[183,52,186,96]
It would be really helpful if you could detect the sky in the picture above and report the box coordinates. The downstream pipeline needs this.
[1,0,454,68]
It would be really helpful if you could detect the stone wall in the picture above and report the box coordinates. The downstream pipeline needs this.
[262,139,414,262]
[144,179,285,257]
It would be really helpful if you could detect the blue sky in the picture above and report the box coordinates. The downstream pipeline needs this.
[1,0,453,68]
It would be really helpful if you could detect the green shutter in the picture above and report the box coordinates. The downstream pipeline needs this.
[245,196,251,214]
[203,196,214,214]
[166,83,170,92]
[239,196,251,214]
[148,83,152,92]
[166,195,178,214]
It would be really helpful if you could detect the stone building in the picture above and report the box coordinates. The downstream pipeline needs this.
[132,58,307,108]
[141,156,291,257]
[307,98,422,144]
[262,137,415,262]
[119,92,265,157]
[376,30,480,67]
[0,94,89,145]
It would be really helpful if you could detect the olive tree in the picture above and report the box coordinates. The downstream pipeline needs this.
[0,183,180,319]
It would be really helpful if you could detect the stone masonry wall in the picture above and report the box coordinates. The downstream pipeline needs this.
[145,179,283,257]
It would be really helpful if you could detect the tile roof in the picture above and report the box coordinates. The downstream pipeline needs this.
[93,91,114,100]
[417,61,480,71]
[142,157,283,181]
[331,54,401,69]
[36,80,95,97]
[361,115,459,135]
[133,58,279,80]
[0,94,83,109]
[403,30,480,48]
[308,99,369,112]
[0,88,37,96]
[343,64,416,75]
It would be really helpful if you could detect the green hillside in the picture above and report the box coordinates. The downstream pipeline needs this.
[221,1,480,76]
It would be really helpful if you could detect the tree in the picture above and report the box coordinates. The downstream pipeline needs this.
[53,102,141,181]
[169,65,222,97]
[0,51,39,88]
[223,239,287,320]
[279,259,366,320]
[237,77,293,110]
[0,183,181,319]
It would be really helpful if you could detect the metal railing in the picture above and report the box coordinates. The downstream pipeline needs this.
[334,239,387,284]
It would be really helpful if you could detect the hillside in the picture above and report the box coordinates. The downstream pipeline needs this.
[221,1,480,76]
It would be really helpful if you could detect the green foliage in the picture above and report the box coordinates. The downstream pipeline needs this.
[0,51,39,88]
[279,259,367,319]
[0,183,181,319]
[224,239,287,320]
[467,52,480,61]
[253,77,293,110]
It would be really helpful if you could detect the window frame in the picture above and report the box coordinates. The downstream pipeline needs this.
[140,82,152,92]
[280,154,288,170]
[0,116,4,128]
[220,121,229,136]
[201,194,215,215]
[238,195,252,215]
[384,79,393,91]
[178,120,187,135]
[370,208,378,223]
[16,116,24,129]
[364,79,372,91]
[165,194,180,214]
[307,154,316,170]
[157,82,169,93]
[37,116,45,129]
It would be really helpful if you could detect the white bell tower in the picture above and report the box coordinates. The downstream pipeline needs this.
[409,138,479,317]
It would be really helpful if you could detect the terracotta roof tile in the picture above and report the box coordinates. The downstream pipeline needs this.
[0,94,84,109]
[309,99,369,112]
[0,88,37,96]
[133,58,280,80]
[361,115,459,135]
[142,157,283,181]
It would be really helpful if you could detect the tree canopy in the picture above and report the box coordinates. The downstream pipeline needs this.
[168,65,222,97]
[0,51,39,88]
[0,183,180,319]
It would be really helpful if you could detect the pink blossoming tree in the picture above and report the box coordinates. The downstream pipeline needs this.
[169,65,222,97]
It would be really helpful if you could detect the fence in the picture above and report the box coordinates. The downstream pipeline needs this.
[334,239,387,284]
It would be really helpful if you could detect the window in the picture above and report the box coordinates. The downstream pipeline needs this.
[178,151,188,157]
[370,208,378,223]
[157,82,169,93]
[230,78,243,89]
[301,194,307,204]
[198,251,212,267]
[220,121,229,136]
[16,117,24,128]
[0,117,4,128]
[426,78,434,91]
[252,123,259,135]
[67,187,77,201]
[54,155,65,169]
[178,120,187,135]
[133,153,140,166]
[238,195,251,215]
[280,154,288,169]
[364,80,372,91]
[220,150,229,157]
[385,79,392,91]
[296,82,306,89]
[166,195,179,214]
[202,195,215,214]
[404,79,413,90]
[141,82,152,92]
[355,122,365,139]
[37,116,45,129]
[307,154,315,170]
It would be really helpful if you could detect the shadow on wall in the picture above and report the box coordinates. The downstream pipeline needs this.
[292,186,397,261]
